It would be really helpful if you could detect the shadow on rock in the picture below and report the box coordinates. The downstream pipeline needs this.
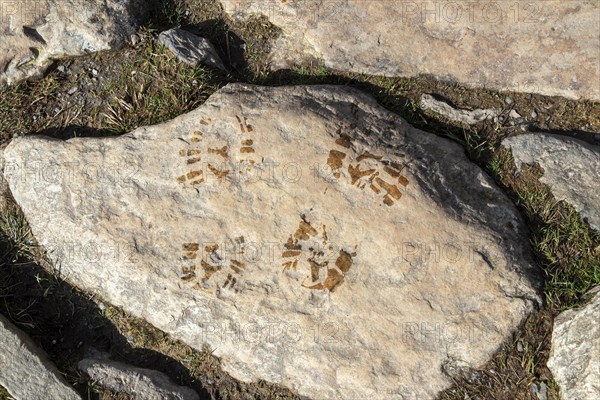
[525,127,600,146]
[31,125,119,140]
[184,19,248,76]
[0,211,212,399]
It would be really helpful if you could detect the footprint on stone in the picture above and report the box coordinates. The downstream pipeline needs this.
[327,128,410,206]
[281,218,357,292]
[177,131,204,186]
[236,115,259,172]
[180,237,248,293]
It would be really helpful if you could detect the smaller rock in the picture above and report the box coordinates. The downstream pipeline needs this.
[505,96,514,105]
[531,382,548,400]
[420,94,499,125]
[503,134,600,231]
[158,28,226,71]
[0,314,81,400]
[509,110,522,119]
[547,286,600,400]
[130,34,141,47]
[67,87,78,95]
[516,341,524,352]
[531,110,538,119]
[78,358,199,400]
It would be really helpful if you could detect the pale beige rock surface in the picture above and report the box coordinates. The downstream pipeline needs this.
[4,84,541,399]
[0,314,81,400]
[547,287,600,400]
[0,0,142,87]
[502,134,600,231]
[78,359,200,400]
[420,94,499,125]
[221,0,600,100]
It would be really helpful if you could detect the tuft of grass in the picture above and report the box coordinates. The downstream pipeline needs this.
[101,30,218,133]
[0,203,36,264]
[0,386,15,400]
[487,156,504,181]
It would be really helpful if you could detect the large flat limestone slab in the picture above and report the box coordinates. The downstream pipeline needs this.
[221,0,600,100]
[3,84,541,399]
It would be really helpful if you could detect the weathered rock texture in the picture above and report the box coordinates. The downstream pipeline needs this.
[158,28,226,71]
[547,286,600,400]
[78,359,199,400]
[503,134,600,231]
[0,0,143,87]
[420,94,498,125]
[4,84,541,399]
[0,314,81,400]
[221,0,600,100]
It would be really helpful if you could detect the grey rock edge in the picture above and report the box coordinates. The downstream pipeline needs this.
[547,286,600,400]
[158,28,226,71]
[420,94,499,125]
[220,0,600,100]
[0,314,81,400]
[0,0,143,87]
[502,134,600,231]
[78,358,199,400]
[3,84,542,400]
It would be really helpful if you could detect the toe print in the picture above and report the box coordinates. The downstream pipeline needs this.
[281,218,357,292]
[303,250,355,291]
[177,115,261,186]
[179,236,248,293]
[236,115,259,168]
[178,131,205,186]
